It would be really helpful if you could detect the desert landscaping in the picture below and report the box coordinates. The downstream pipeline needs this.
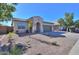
[0,32,79,55]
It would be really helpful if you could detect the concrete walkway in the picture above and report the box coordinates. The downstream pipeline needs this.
[69,39,79,55]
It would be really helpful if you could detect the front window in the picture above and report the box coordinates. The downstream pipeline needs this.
[18,26,25,29]
[17,22,26,29]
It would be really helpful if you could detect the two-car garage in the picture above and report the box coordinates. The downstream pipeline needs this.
[43,22,53,32]
[43,25,52,32]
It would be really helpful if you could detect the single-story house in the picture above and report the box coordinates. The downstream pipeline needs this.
[12,16,58,33]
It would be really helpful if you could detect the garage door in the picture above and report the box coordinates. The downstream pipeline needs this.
[43,25,52,32]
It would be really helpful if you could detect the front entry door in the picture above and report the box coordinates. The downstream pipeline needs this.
[36,22,40,33]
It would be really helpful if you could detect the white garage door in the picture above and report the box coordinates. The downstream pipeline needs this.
[43,25,52,32]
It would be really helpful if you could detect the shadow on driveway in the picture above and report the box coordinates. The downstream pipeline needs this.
[41,32,66,37]
[17,33,37,37]
[17,31,66,38]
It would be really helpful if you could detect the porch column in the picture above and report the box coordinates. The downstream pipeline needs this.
[13,21,18,33]
[52,25,54,32]
[32,22,36,33]
[40,24,43,32]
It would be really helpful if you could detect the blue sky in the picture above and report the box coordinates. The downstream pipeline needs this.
[1,3,79,26]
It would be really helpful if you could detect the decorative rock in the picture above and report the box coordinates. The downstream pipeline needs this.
[1,45,8,51]
[51,41,60,46]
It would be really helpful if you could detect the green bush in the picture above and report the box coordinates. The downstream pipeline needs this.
[9,45,22,55]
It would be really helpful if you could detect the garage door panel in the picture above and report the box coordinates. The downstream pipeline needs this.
[43,25,52,32]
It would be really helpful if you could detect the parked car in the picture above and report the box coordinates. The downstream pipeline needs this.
[59,27,66,31]
[75,28,79,33]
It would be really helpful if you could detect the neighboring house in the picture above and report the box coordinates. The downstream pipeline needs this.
[12,16,57,33]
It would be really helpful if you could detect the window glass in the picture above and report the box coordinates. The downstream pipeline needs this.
[17,22,27,29]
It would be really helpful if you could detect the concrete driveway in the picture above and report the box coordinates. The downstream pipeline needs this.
[23,32,78,55]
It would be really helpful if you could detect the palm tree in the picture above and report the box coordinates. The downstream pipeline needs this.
[0,3,17,22]
[64,13,74,32]
[57,13,74,32]
[75,20,79,28]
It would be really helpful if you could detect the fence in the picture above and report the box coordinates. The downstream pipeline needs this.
[0,26,13,34]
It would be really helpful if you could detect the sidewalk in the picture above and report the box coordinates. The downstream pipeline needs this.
[69,39,79,55]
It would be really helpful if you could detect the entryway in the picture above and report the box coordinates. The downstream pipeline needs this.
[36,22,41,33]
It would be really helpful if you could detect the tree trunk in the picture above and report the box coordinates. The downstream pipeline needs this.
[69,28,71,32]
[67,27,69,32]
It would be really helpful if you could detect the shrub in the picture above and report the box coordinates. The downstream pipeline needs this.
[9,43,27,55]
[8,32,15,39]
[9,45,22,55]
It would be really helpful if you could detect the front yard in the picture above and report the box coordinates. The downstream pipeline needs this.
[0,32,79,55]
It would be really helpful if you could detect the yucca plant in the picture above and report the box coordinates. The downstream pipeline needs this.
[8,32,13,39]
[8,32,15,40]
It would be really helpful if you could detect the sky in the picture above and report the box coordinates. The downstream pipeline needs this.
[1,3,79,26]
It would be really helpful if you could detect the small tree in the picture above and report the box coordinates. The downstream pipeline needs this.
[58,18,65,26]
[0,3,17,25]
[57,18,67,31]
